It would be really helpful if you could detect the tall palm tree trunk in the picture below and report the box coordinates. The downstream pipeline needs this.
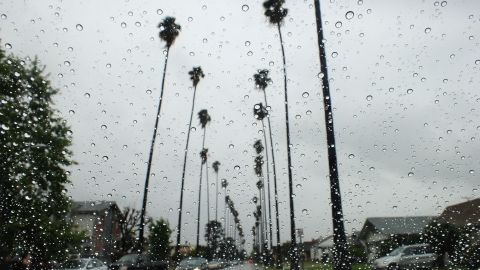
[277,23,298,270]
[224,191,227,238]
[196,128,207,250]
[261,120,274,250]
[313,1,350,269]
[175,85,198,256]
[206,162,210,222]
[262,88,282,267]
[139,46,170,249]
[215,173,219,221]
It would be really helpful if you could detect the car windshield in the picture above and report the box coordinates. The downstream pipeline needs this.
[2,1,479,270]
[179,258,205,266]
[117,255,138,264]
[387,247,404,257]
[61,260,87,269]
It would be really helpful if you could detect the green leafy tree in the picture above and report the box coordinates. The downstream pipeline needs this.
[148,219,172,261]
[205,220,224,260]
[0,48,84,266]
[423,221,459,267]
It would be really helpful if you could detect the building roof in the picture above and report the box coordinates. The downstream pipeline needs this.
[359,216,435,240]
[72,200,119,214]
[439,198,480,227]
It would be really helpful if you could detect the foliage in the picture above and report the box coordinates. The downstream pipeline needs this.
[204,221,223,260]
[189,66,205,87]
[217,237,239,261]
[212,161,220,173]
[148,219,172,261]
[254,103,268,120]
[253,69,272,90]
[423,220,459,266]
[453,224,480,268]
[113,207,141,258]
[198,109,211,128]
[263,0,288,24]
[158,16,181,47]
[0,48,84,266]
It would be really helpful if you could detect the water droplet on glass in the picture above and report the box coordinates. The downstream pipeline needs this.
[84,92,90,98]
[469,170,474,174]
[331,52,338,58]
[406,89,413,94]
[366,95,373,101]
[234,165,240,170]
[345,11,354,20]
[242,4,249,12]
[76,24,83,31]
[157,9,163,15]
[228,144,234,149]
[4,43,12,49]
[408,172,414,177]
[121,22,127,28]
[335,21,343,28]
[424,27,431,33]
[102,156,109,161]
[348,154,355,159]
[1,14,7,20]
[64,61,71,66]
[101,125,107,130]
[440,1,447,7]
[302,92,309,98]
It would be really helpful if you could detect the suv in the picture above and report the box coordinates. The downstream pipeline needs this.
[109,254,168,270]
[372,244,437,270]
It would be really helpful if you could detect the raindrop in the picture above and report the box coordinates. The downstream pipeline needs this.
[406,89,413,94]
[366,95,373,101]
[474,60,479,65]
[469,170,474,174]
[156,9,163,15]
[244,41,251,47]
[306,110,312,115]
[68,110,75,115]
[106,63,111,68]
[101,125,107,130]
[76,24,83,31]
[84,93,91,98]
[102,156,109,161]
[424,27,431,33]
[25,195,32,201]
[241,4,249,12]
[228,144,234,149]
[64,61,71,66]
[331,52,338,58]
[408,172,414,177]
[440,1,447,7]
[4,43,12,49]
[146,89,152,94]
[302,209,309,214]
[345,11,354,20]
[247,51,253,56]
[335,21,343,28]
[121,22,127,28]
[107,193,112,198]
[234,165,240,170]
[0,14,7,20]
[348,154,355,159]
[302,92,309,98]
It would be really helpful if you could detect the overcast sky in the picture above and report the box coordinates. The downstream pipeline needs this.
[1,0,479,249]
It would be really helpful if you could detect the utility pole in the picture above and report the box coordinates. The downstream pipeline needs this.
[313,1,351,270]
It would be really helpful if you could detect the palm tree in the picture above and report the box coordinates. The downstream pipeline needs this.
[254,69,283,264]
[221,178,228,237]
[313,1,351,270]
[198,109,212,222]
[139,16,181,249]
[212,161,221,221]
[175,66,205,257]
[254,150,265,256]
[263,1,298,269]
[196,147,208,250]
[254,103,274,251]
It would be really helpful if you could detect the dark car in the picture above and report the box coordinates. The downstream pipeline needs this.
[109,254,167,270]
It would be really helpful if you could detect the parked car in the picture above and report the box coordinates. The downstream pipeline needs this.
[55,258,107,270]
[372,244,437,270]
[175,257,208,270]
[109,254,168,270]
[207,259,227,269]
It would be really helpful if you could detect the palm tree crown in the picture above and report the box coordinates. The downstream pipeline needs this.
[200,148,208,164]
[263,0,288,24]
[189,66,205,87]
[198,109,211,128]
[254,103,268,121]
[253,140,264,155]
[158,16,181,47]
[212,161,220,173]
[254,69,272,90]
[221,179,228,189]
[254,155,264,177]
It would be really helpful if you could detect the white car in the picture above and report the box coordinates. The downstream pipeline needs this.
[372,244,437,270]
[56,258,108,270]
